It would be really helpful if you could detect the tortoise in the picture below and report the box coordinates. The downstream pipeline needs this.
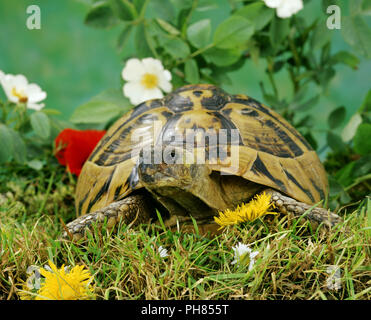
[63,84,341,240]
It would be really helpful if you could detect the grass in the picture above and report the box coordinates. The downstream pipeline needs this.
[0,164,370,300]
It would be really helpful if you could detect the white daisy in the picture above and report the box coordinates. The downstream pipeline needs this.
[0,71,46,110]
[231,242,259,270]
[122,58,172,105]
[263,0,303,19]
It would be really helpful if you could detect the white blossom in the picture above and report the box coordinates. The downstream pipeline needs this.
[158,246,169,258]
[122,58,172,105]
[151,245,169,258]
[231,242,259,270]
[263,0,303,18]
[0,71,46,110]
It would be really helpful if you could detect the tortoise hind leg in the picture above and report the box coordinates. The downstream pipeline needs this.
[63,194,152,240]
[264,188,342,228]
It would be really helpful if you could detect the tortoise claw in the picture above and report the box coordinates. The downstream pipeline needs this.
[62,194,151,240]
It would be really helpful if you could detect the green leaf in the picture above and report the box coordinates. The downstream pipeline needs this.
[135,24,154,58]
[70,89,131,124]
[163,38,190,59]
[184,59,199,84]
[170,0,192,10]
[349,0,364,16]
[213,16,254,49]
[0,124,14,163]
[269,16,290,49]
[262,93,285,110]
[328,106,346,129]
[8,129,27,163]
[202,47,241,67]
[234,2,274,31]
[342,15,371,59]
[310,19,332,50]
[197,0,218,12]
[84,1,119,29]
[117,24,133,50]
[335,160,356,186]
[133,0,146,13]
[295,115,314,128]
[328,175,345,197]
[327,131,346,153]
[156,18,180,36]
[362,0,371,15]
[328,174,350,205]
[27,159,44,171]
[293,95,320,111]
[186,19,211,49]
[109,0,137,21]
[359,89,371,113]
[341,113,362,142]
[331,51,360,69]
[303,132,318,150]
[147,0,175,21]
[352,154,371,178]
[71,101,124,124]
[317,67,336,90]
[42,108,61,116]
[30,111,51,139]
[354,123,371,155]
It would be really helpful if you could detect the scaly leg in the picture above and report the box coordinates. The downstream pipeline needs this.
[63,194,152,240]
[264,188,342,228]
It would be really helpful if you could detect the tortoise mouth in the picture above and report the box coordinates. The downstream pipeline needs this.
[148,186,217,220]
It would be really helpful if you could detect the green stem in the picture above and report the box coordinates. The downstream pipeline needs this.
[1,101,8,123]
[139,0,150,19]
[267,57,279,98]
[173,43,215,68]
[288,67,299,94]
[14,103,27,132]
[288,35,301,68]
[181,0,199,39]
[332,174,371,203]
[344,174,371,192]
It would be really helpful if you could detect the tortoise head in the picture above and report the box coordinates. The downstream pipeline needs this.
[138,146,211,190]
[137,146,227,218]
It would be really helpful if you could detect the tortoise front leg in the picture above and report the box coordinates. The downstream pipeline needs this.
[62,194,152,240]
[264,188,342,228]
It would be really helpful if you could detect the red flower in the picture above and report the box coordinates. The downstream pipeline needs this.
[55,128,106,176]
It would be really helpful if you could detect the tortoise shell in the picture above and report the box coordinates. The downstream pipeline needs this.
[75,84,328,216]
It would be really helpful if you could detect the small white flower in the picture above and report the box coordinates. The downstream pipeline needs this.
[0,71,46,110]
[151,245,169,258]
[122,58,172,105]
[263,0,303,19]
[231,242,259,270]
[158,246,169,258]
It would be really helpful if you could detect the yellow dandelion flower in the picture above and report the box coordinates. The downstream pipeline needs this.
[18,283,33,300]
[35,260,94,300]
[214,192,277,229]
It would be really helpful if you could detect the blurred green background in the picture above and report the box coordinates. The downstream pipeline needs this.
[1,0,370,153]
